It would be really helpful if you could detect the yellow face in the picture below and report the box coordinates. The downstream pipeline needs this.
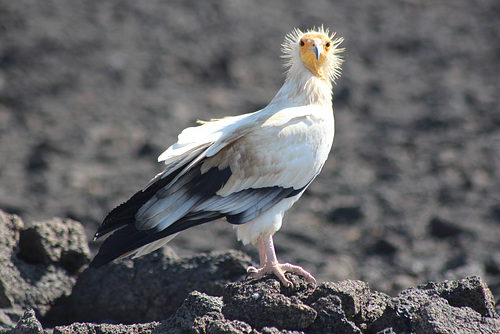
[298,33,333,79]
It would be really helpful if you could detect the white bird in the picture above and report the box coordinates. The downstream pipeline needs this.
[90,27,344,287]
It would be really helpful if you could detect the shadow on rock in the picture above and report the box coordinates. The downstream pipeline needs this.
[44,248,252,327]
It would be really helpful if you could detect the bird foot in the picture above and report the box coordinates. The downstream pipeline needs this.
[247,262,316,287]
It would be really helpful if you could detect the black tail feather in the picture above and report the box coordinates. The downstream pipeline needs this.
[89,211,224,268]
[90,154,307,268]
[94,163,195,239]
[91,162,232,267]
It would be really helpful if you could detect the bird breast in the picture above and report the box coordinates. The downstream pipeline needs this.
[208,104,334,203]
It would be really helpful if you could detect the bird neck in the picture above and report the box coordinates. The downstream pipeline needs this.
[270,66,333,108]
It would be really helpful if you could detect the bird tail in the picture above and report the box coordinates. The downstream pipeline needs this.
[89,211,223,268]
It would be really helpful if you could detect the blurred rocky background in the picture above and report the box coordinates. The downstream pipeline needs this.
[0,0,499,324]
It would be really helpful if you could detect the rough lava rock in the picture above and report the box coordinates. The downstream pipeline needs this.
[223,276,318,330]
[150,275,500,334]
[0,211,499,333]
[6,309,43,334]
[0,210,90,328]
[45,248,252,326]
[17,216,90,274]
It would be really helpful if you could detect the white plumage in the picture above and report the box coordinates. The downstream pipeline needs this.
[91,27,344,287]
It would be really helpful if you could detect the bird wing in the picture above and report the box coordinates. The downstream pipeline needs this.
[90,105,331,267]
[137,104,331,230]
[93,111,259,238]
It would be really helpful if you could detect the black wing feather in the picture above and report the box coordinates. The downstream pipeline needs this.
[91,158,309,268]
[90,211,224,268]
[94,169,186,239]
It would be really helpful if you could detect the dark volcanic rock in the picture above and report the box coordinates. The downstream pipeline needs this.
[428,216,469,239]
[154,291,226,333]
[17,217,90,273]
[0,210,90,327]
[156,275,500,334]
[327,206,364,224]
[410,297,499,334]
[53,322,159,334]
[222,275,317,330]
[370,276,500,334]
[48,248,252,326]
[8,309,43,334]
[0,212,498,334]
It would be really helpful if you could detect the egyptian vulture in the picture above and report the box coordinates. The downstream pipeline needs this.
[90,27,344,287]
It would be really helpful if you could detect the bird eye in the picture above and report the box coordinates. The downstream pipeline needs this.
[325,42,331,48]
[300,40,305,47]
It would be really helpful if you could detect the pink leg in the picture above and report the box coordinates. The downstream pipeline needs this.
[247,234,316,287]
[247,238,268,273]
[258,239,267,267]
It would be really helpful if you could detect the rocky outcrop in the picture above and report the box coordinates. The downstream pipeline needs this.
[45,248,252,326]
[7,276,500,333]
[158,275,500,333]
[0,210,90,328]
[1,210,499,333]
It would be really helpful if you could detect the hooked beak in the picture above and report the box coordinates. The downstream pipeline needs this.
[313,44,321,61]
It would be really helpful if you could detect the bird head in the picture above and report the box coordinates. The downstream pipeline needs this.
[299,33,333,78]
[282,27,344,83]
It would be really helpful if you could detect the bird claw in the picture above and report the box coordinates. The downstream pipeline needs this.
[247,266,258,274]
[246,262,316,288]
